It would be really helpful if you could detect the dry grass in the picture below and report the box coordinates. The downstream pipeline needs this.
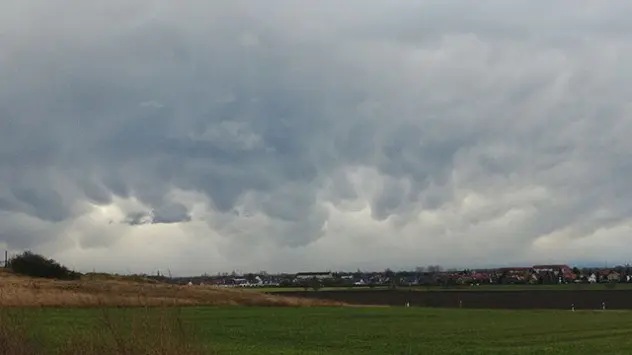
[0,270,344,308]
[81,272,161,284]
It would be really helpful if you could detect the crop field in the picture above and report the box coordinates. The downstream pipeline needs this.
[271,289,632,309]
[7,306,632,354]
[254,283,632,293]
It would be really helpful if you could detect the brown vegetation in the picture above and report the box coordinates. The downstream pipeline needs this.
[0,270,344,308]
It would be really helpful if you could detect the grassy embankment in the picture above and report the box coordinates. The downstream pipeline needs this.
[0,269,343,308]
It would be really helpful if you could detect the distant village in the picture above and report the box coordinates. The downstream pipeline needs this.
[144,264,632,288]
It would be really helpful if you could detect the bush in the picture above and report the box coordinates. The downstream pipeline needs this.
[7,251,80,280]
[310,278,322,291]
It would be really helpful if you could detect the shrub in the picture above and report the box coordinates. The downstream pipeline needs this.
[310,278,322,291]
[7,251,80,280]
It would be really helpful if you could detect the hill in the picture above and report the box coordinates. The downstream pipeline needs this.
[0,269,343,307]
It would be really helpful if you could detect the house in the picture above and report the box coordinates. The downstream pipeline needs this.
[563,272,578,282]
[532,264,571,275]
[597,269,615,282]
[496,267,533,284]
[401,276,418,286]
[295,272,333,280]
[532,265,573,283]
[607,272,620,282]
[471,273,492,284]
[498,267,532,275]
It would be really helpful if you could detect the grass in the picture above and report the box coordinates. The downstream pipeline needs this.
[0,306,211,354]
[3,269,632,354]
[5,306,632,354]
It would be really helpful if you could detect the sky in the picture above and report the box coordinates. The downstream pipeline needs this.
[2,1,632,276]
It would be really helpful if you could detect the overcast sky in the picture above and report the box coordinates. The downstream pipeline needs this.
[2,1,632,275]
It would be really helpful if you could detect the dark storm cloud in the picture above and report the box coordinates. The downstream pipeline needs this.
[122,202,191,225]
[1,1,632,273]
[123,212,151,226]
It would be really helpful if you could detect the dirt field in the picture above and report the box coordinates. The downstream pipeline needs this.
[270,289,632,310]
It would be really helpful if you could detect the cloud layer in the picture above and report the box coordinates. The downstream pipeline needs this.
[2,1,632,275]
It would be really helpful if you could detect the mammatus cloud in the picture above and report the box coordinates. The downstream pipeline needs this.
[2,1,632,275]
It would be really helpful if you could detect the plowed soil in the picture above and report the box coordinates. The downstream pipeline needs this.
[271,289,632,310]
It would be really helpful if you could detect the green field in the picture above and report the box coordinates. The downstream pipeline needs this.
[10,306,632,354]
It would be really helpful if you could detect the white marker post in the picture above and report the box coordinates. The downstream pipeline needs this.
[571,303,575,312]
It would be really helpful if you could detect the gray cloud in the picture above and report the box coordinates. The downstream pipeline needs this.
[123,203,192,225]
[1,1,632,274]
